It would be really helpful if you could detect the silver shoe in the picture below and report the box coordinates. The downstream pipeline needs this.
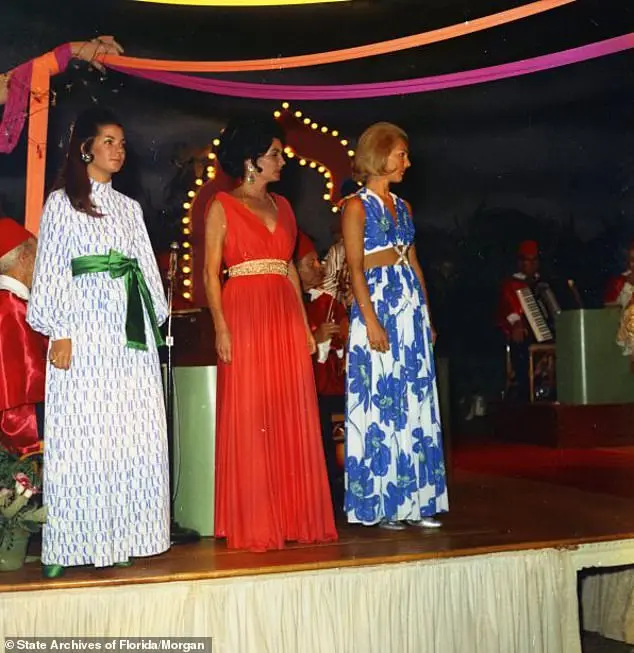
[406,518,442,529]
[378,519,407,531]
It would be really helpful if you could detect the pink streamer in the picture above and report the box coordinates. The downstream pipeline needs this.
[0,44,72,155]
[0,61,33,153]
[108,33,634,100]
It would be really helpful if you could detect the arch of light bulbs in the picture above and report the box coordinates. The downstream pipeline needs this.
[178,102,354,302]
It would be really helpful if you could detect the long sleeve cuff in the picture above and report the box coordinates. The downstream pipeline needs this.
[316,340,331,364]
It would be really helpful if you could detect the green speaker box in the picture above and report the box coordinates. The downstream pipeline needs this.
[172,366,217,536]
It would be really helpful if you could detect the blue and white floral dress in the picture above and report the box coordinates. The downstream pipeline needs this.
[345,187,449,525]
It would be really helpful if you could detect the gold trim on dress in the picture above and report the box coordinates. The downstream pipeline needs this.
[227,258,288,278]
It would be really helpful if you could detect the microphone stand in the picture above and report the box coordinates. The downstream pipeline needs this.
[166,242,200,545]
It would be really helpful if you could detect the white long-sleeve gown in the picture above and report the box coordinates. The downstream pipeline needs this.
[27,181,170,567]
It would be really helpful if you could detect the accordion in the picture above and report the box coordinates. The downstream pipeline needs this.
[515,285,559,343]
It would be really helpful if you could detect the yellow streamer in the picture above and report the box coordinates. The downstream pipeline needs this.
[135,0,348,4]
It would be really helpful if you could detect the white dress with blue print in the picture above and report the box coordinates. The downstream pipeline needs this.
[345,188,449,524]
[27,181,170,567]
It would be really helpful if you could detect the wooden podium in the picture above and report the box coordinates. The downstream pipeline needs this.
[556,308,634,404]
[493,308,634,447]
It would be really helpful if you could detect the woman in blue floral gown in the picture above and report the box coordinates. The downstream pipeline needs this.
[342,122,448,530]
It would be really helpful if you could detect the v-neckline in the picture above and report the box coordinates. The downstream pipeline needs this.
[226,191,279,235]
[365,188,398,227]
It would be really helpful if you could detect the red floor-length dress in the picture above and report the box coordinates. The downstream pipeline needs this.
[214,191,338,551]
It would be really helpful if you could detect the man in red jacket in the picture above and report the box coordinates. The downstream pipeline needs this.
[497,240,541,401]
[296,232,347,513]
[605,241,634,307]
[0,218,47,455]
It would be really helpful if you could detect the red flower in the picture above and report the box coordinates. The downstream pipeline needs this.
[13,472,38,496]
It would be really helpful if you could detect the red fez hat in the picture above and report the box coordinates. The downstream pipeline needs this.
[518,240,538,258]
[0,218,33,259]
[296,231,317,261]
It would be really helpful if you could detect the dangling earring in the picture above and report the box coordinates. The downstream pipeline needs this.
[81,151,94,164]
[245,163,256,184]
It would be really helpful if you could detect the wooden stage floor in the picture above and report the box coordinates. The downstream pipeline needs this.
[3,465,634,593]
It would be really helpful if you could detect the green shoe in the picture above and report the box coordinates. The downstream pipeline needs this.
[42,564,65,579]
[113,559,133,568]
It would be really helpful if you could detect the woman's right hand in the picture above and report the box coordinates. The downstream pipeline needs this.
[216,328,232,364]
[366,319,389,353]
[49,339,72,370]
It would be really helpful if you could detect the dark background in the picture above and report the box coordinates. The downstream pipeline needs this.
[2,0,634,404]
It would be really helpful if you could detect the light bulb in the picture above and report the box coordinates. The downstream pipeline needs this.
[294,111,302,118]
[282,102,290,109]
[341,139,348,146]
[195,179,203,186]
[273,111,281,118]
[187,190,195,198]
[183,254,191,261]
[332,130,339,137]
[183,202,191,210]
[212,138,220,146]
[182,266,191,274]
[323,193,331,201]
[309,161,317,168]
[318,166,325,173]
[299,159,307,166]
[183,279,192,287]
[311,123,318,130]
[183,292,191,299]
[348,150,355,157]
[321,126,328,133]
[182,217,191,224]
[183,242,191,249]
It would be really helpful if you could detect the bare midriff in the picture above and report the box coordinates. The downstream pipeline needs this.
[363,247,409,270]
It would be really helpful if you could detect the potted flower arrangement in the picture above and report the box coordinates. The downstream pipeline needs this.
[0,445,46,571]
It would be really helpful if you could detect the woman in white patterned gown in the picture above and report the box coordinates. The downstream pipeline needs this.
[27,108,170,578]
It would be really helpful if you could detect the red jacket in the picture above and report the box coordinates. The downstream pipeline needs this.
[497,275,530,338]
[605,274,627,305]
[305,292,348,396]
[0,288,48,455]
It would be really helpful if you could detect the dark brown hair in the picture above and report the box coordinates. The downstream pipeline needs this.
[216,116,285,179]
[54,108,123,217]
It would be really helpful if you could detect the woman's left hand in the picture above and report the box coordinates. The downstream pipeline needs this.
[431,326,437,346]
[306,328,317,355]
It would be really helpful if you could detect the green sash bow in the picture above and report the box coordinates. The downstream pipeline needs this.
[71,249,165,351]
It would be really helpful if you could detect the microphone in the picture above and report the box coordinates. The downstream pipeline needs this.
[567,279,583,309]
[168,241,179,281]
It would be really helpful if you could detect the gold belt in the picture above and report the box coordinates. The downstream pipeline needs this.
[227,258,288,278]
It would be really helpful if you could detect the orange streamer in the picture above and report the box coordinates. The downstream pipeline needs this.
[102,0,574,72]
[25,52,59,235]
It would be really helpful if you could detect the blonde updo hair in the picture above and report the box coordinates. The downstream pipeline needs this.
[352,122,408,183]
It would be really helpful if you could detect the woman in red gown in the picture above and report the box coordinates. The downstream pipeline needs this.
[204,117,338,551]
